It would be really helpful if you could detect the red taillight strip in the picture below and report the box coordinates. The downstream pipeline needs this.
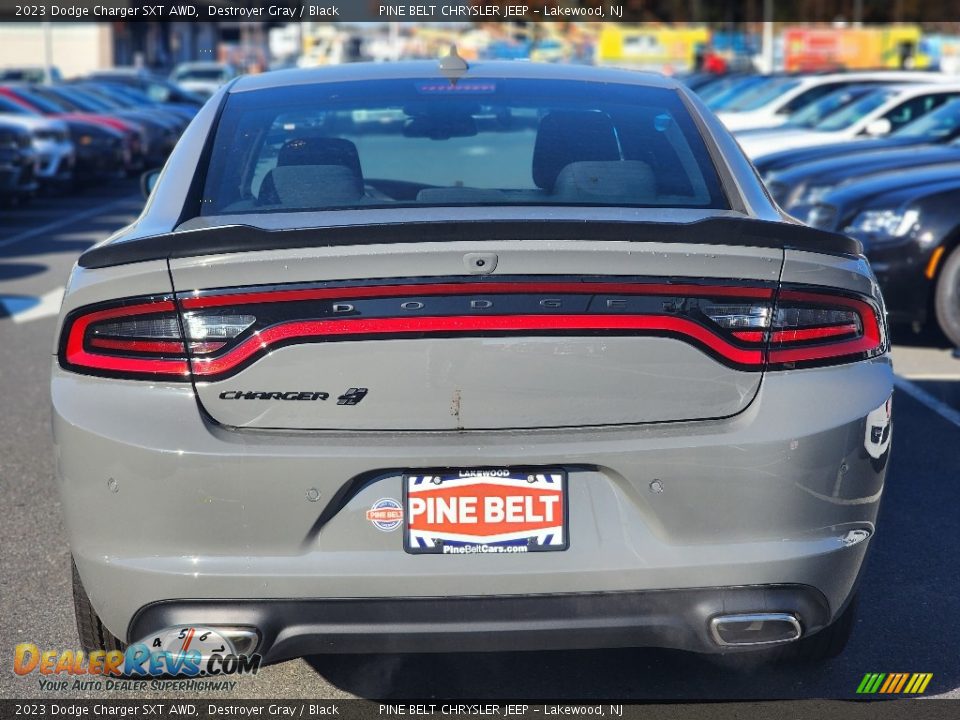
[189,314,764,377]
[88,337,186,354]
[731,330,765,343]
[180,281,774,309]
[770,323,860,343]
[768,336,880,364]
[61,283,885,381]
[64,300,189,378]
[731,323,860,344]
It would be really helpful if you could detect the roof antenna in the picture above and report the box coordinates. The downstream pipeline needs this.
[439,44,468,84]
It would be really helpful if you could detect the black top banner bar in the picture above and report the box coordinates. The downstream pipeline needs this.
[3,699,960,720]
[2,1,960,23]
[6,1,628,23]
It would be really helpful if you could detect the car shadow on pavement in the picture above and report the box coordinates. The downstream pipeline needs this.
[304,388,960,700]
[0,262,48,282]
[0,234,107,263]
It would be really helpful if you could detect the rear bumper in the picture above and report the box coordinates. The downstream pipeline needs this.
[128,585,832,659]
[55,358,893,649]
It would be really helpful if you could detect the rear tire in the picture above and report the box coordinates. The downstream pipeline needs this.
[934,246,960,348]
[784,594,857,663]
[72,558,125,653]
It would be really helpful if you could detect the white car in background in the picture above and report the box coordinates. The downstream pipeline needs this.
[169,62,237,99]
[0,95,74,186]
[737,83,960,159]
[717,71,951,132]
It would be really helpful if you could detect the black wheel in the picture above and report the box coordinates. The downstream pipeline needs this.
[784,594,857,663]
[935,246,960,348]
[72,558,125,653]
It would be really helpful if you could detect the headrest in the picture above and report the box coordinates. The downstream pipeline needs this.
[262,165,364,207]
[277,137,362,178]
[532,111,621,190]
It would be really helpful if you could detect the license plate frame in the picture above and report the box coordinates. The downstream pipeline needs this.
[402,467,568,555]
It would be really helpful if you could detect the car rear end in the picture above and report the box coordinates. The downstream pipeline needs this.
[54,63,893,661]
[0,121,38,199]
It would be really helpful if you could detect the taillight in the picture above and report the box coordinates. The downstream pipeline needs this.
[58,280,886,381]
[710,288,886,369]
[765,289,886,368]
[59,297,255,381]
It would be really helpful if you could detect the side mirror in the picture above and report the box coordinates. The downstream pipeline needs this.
[864,118,893,137]
[140,169,161,199]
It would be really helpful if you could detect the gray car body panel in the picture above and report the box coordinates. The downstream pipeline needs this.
[55,356,890,643]
[169,240,781,429]
[54,62,893,654]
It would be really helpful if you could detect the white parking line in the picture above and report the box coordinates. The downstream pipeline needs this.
[894,375,960,429]
[10,286,65,324]
[0,195,140,251]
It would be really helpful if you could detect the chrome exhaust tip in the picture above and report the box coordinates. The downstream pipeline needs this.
[217,627,260,655]
[709,613,802,647]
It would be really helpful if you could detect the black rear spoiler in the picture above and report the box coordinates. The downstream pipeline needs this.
[78,218,862,270]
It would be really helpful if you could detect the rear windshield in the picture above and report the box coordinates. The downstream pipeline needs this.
[200,78,728,215]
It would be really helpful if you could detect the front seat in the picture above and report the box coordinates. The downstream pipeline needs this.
[531,111,622,192]
[258,137,365,207]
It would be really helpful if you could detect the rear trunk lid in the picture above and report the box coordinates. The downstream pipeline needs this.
[166,231,782,431]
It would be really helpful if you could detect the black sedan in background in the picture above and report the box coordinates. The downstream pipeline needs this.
[804,163,960,346]
[767,142,960,213]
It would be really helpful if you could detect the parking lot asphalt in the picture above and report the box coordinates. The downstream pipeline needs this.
[1,178,958,702]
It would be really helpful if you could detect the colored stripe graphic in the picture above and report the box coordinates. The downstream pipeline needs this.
[878,674,896,693]
[857,672,932,694]
[893,673,910,693]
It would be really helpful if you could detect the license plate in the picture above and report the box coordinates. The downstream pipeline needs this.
[403,468,568,555]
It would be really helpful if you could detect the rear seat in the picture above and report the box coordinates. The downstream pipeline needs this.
[553,160,657,202]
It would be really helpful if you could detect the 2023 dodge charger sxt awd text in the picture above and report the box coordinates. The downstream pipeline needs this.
[55,59,893,665]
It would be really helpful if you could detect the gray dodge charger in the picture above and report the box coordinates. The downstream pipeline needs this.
[54,59,893,665]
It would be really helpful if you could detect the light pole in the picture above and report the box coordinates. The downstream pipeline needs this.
[761,0,774,73]
[42,21,53,83]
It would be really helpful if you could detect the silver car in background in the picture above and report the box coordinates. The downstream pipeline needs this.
[170,61,238,100]
[55,60,892,664]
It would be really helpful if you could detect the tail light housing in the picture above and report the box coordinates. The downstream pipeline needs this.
[58,280,887,381]
[710,287,886,369]
[59,297,255,380]
[764,288,886,368]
